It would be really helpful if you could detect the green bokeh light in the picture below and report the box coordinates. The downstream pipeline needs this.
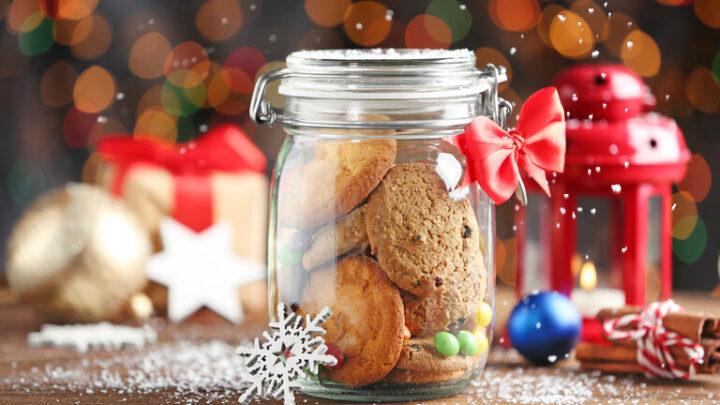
[18,17,54,56]
[7,159,46,208]
[175,117,197,142]
[673,217,707,264]
[161,80,206,117]
[712,51,720,84]
[426,0,472,42]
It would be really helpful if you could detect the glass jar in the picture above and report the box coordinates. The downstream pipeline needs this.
[251,49,507,402]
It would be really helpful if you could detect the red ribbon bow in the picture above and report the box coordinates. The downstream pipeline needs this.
[97,124,266,232]
[456,87,566,204]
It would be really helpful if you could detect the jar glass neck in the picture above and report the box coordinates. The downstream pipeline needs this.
[250,49,508,131]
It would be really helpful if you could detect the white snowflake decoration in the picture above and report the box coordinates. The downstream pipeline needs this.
[236,303,336,405]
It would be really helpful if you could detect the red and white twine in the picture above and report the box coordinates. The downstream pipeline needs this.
[602,300,705,380]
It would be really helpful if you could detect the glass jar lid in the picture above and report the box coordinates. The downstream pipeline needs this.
[250,48,507,131]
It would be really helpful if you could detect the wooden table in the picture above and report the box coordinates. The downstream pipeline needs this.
[2,288,719,404]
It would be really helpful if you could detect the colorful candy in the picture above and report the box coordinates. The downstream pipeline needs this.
[433,331,460,357]
[475,302,493,328]
[457,330,479,356]
[323,343,345,370]
[474,330,489,355]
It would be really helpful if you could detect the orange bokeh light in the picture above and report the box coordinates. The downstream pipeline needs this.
[54,17,91,45]
[604,12,636,57]
[489,0,541,32]
[41,60,78,108]
[207,65,232,109]
[496,237,517,286]
[195,0,243,41]
[343,1,392,46]
[475,47,512,90]
[570,0,609,42]
[671,191,698,240]
[620,30,661,77]
[536,5,564,47]
[255,61,286,108]
[71,14,112,60]
[404,15,451,49]
[208,68,252,116]
[137,84,163,116]
[56,0,98,21]
[73,65,116,113]
[549,10,594,59]
[695,0,720,28]
[129,32,172,79]
[88,116,126,145]
[163,41,210,89]
[134,107,178,142]
[686,66,720,113]
[305,0,351,27]
[653,69,693,118]
[6,0,45,33]
[677,153,712,202]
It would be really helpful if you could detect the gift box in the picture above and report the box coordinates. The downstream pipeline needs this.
[93,125,268,322]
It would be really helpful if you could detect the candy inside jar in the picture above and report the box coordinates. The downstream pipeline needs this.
[254,49,504,402]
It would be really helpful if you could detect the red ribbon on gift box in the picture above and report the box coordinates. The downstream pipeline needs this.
[98,124,266,232]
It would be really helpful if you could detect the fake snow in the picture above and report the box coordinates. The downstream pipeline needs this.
[28,323,157,353]
[5,339,249,404]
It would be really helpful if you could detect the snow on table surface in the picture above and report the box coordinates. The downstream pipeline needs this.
[1,290,720,404]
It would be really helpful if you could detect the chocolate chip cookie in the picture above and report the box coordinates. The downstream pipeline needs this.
[403,202,486,336]
[364,162,484,297]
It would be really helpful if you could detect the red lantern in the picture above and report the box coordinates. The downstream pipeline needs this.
[515,65,690,314]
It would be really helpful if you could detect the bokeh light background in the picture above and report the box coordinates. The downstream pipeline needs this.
[0,0,719,291]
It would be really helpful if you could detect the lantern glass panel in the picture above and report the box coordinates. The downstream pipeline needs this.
[646,196,662,301]
[574,196,621,290]
[521,192,551,294]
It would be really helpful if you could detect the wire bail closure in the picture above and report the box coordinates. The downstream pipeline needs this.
[249,68,292,126]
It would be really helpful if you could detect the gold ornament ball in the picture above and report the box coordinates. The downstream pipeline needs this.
[5,183,152,322]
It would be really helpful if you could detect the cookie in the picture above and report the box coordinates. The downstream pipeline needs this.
[278,139,396,228]
[300,255,404,386]
[302,208,368,271]
[403,203,486,336]
[395,338,477,374]
[364,162,482,297]
[384,369,467,384]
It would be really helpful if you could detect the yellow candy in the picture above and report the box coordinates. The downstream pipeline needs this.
[475,302,493,328]
[473,330,489,355]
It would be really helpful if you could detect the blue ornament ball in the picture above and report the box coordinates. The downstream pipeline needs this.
[507,291,582,365]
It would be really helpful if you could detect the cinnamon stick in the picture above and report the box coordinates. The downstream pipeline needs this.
[597,307,720,341]
[576,340,720,374]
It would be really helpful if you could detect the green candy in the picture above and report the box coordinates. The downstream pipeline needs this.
[457,330,479,356]
[433,331,460,357]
